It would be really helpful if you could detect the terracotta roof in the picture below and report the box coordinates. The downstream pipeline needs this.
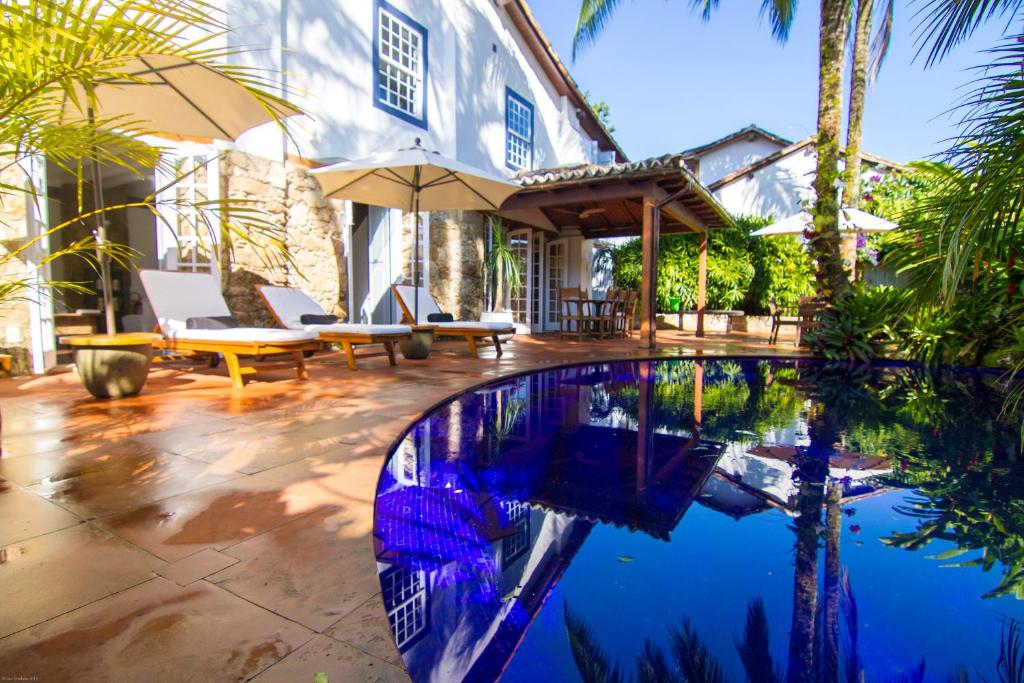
[503,0,626,162]
[516,153,687,186]
[505,153,734,235]
[682,124,793,157]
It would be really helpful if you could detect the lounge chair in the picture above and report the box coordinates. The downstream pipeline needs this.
[256,285,412,370]
[391,284,515,358]
[139,270,320,389]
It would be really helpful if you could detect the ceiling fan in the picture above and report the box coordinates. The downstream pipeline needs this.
[552,205,607,220]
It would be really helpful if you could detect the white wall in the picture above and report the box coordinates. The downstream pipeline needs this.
[696,137,786,186]
[712,145,818,220]
[225,0,596,174]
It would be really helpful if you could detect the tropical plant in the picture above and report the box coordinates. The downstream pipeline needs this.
[606,216,814,314]
[803,285,903,363]
[485,216,523,313]
[0,0,299,317]
[572,0,901,307]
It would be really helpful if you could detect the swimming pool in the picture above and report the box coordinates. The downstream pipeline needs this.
[372,358,1024,681]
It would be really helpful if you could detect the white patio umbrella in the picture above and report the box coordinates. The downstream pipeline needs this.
[751,207,897,237]
[62,54,302,333]
[311,141,521,323]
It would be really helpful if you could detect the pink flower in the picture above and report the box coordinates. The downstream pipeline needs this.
[850,525,862,534]
[869,174,882,183]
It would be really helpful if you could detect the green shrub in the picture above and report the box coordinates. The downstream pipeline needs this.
[607,215,814,313]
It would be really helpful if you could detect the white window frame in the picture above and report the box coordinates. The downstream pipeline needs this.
[374,0,428,129]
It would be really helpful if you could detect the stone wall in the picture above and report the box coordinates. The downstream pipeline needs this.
[218,151,347,326]
[0,160,36,375]
[428,210,485,320]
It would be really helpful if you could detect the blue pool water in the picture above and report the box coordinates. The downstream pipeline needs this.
[372,358,1024,682]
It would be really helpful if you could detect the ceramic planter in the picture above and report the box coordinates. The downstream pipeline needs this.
[399,325,435,360]
[60,333,162,399]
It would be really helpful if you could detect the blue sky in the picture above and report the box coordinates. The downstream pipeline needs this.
[529,1,1008,163]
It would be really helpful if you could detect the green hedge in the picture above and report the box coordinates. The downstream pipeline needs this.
[605,215,815,313]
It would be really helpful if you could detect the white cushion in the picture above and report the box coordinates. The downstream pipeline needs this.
[304,323,412,336]
[258,285,330,329]
[140,270,231,333]
[164,327,318,343]
[392,284,442,321]
[433,321,515,332]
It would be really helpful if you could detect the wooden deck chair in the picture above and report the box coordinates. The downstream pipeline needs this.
[391,284,515,358]
[139,270,320,389]
[256,285,411,370]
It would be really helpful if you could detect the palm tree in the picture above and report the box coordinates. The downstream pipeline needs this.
[843,0,894,208]
[572,0,853,304]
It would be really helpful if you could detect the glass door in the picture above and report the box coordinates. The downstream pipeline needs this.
[545,239,566,332]
[508,229,531,334]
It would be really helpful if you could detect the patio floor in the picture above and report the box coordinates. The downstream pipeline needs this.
[0,330,805,682]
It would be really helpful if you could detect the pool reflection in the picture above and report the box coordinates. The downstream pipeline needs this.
[373,359,1024,682]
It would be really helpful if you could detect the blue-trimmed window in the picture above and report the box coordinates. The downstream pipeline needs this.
[505,88,534,170]
[374,0,428,129]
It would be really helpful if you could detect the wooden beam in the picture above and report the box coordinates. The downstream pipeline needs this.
[651,185,709,233]
[640,193,660,349]
[696,229,708,338]
[501,181,651,211]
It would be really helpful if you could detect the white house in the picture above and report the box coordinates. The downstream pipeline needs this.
[3,0,634,374]
[682,124,904,219]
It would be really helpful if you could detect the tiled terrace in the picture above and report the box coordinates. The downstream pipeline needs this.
[0,331,804,682]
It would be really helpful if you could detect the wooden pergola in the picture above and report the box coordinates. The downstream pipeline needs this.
[501,155,733,347]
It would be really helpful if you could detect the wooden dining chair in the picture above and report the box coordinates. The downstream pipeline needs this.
[558,287,586,340]
[622,290,639,337]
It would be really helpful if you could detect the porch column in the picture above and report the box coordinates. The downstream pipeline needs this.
[695,228,708,338]
[640,194,660,349]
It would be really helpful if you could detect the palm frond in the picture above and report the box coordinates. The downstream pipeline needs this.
[572,0,625,61]
[912,0,1024,66]
[868,0,895,83]
[563,603,624,683]
[760,0,799,43]
[636,639,679,683]
[735,596,784,683]
[671,618,727,683]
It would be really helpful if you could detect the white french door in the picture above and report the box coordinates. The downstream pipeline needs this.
[508,229,530,334]
[544,239,567,332]
[155,145,220,275]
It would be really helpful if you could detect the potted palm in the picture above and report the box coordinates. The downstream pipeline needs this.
[482,217,523,331]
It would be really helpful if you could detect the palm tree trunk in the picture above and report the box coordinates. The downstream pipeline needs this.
[787,478,824,683]
[811,0,854,303]
[822,483,843,682]
[844,0,873,209]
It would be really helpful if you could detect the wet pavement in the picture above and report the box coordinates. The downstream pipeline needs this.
[0,331,803,682]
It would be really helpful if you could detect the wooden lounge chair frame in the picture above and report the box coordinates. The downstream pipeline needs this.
[152,334,319,390]
[256,285,411,371]
[140,269,320,389]
[390,285,514,358]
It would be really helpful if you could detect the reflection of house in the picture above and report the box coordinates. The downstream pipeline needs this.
[696,473,771,519]
[711,439,892,513]
[681,124,904,219]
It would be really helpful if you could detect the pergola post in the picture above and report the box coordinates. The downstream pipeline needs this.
[640,194,660,349]
[695,228,708,338]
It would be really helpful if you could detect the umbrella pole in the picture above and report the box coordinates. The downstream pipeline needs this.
[411,169,421,325]
[88,108,116,334]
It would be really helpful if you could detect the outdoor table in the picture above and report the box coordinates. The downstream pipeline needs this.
[578,298,616,338]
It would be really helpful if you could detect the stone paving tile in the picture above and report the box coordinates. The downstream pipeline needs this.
[325,593,403,666]
[98,466,339,563]
[0,482,82,547]
[252,634,407,683]
[155,548,240,586]
[209,503,380,633]
[0,577,314,682]
[0,524,163,638]
[2,442,241,518]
